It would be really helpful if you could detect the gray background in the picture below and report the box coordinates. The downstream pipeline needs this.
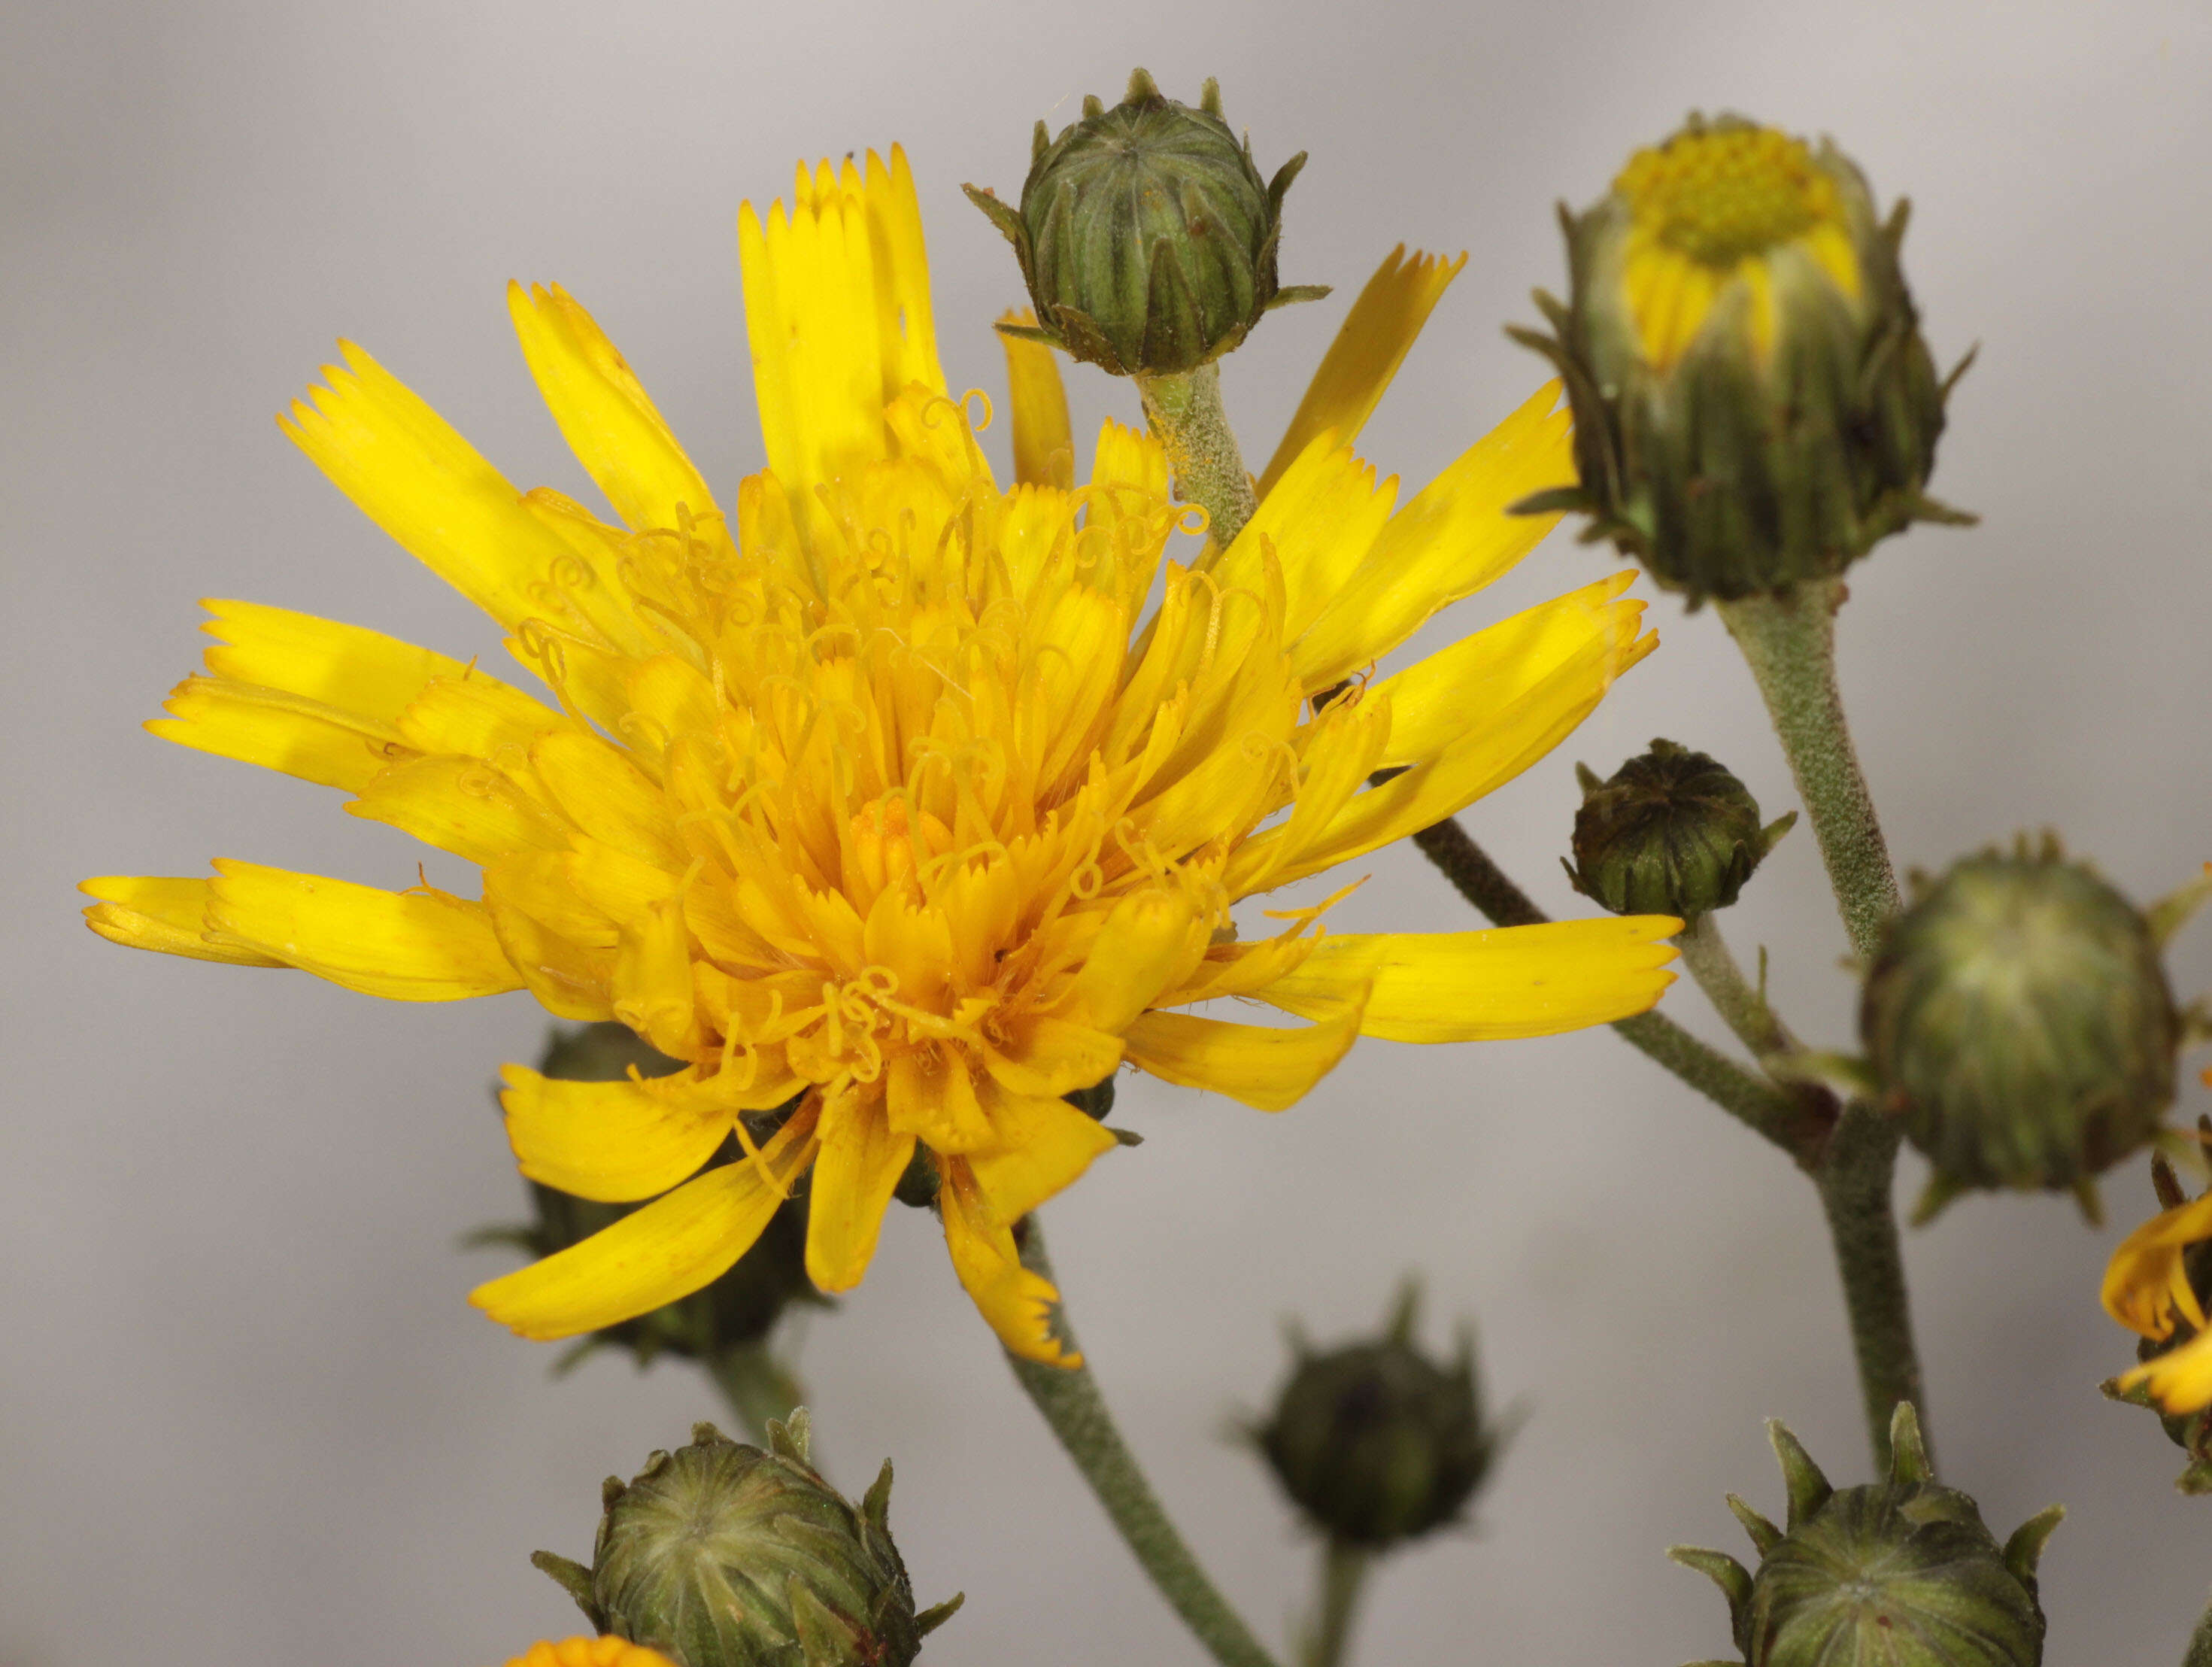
[6,1,2211,1662]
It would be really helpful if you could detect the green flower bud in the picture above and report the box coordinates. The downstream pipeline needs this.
[1860,840,2181,1221]
[1513,114,1971,604]
[475,1023,824,1368]
[1673,1404,2061,1667]
[964,68,1328,378]
[534,1414,962,1667]
[1565,738,1795,919]
[1252,1285,1502,1548]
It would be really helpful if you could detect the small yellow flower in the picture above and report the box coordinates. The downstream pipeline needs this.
[2103,1099,2212,1414]
[1611,119,1863,372]
[503,1638,674,1667]
[82,149,1674,1364]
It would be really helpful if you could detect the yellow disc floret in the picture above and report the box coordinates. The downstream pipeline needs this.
[1613,120,1862,372]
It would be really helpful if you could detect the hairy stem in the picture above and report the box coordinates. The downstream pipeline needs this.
[1300,1539,1371,1667]
[1009,1222,1282,1667]
[1409,818,1830,1163]
[1819,1104,1929,1471]
[704,1341,807,1447]
[1675,912,1795,1063]
[1137,362,1258,549]
[1716,581,1901,961]
[1721,579,1925,1468]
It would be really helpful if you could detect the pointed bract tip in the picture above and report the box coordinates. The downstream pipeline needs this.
[1032,118,1050,162]
[1124,67,1162,105]
[690,1420,726,1447]
[2003,1503,2065,1587]
[1766,1420,1833,1528]
[1200,77,1223,118]
[1886,1401,1933,1484]
[1667,1544,1753,1624]
[530,1550,600,1625]
[862,1459,894,1528]
[1082,93,1106,120]
[1725,1492,1783,1556]
[767,1406,812,1463]
[916,1592,966,1637]
[1385,1277,1422,1346]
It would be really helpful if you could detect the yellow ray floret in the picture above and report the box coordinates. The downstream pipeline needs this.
[85,148,1674,1365]
[2104,1186,2212,1413]
[504,1638,677,1667]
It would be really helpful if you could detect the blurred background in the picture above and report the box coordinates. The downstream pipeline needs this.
[6,1,2211,1662]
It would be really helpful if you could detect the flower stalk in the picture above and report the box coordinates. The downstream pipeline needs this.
[1300,1540,1370,1667]
[1408,818,1831,1164]
[1818,1104,1930,1471]
[1716,580,1901,961]
[705,1341,806,1447]
[1138,363,1258,548]
[1010,1222,1282,1667]
[1674,912,1795,1064]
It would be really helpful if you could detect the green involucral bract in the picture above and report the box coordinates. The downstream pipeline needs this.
[534,1415,961,1667]
[963,68,1326,377]
[1567,737,1795,919]
[1673,1404,2059,1667]
[1860,840,2180,1221]
[1252,1285,1501,1548]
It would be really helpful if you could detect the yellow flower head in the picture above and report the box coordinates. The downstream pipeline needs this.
[503,1638,674,1667]
[2104,1098,2212,1414]
[1613,117,1864,372]
[82,150,1674,1363]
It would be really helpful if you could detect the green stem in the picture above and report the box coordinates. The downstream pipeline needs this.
[2184,1590,2212,1667]
[1719,580,1926,1469]
[1716,581,1901,961]
[1409,818,1831,1163]
[705,1341,806,1447]
[1300,1539,1370,1667]
[1675,912,1795,1062]
[1009,1222,1282,1667]
[1136,362,1258,548]
[1818,1104,1929,1471]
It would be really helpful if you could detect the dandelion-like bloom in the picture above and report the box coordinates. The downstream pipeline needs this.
[505,1638,674,1667]
[2103,1098,2212,1413]
[83,150,1674,1363]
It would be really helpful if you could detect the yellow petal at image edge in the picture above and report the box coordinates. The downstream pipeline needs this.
[941,1161,1076,1368]
[2119,1324,2212,1416]
[500,1065,736,1204]
[79,876,284,967]
[201,859,522,1001]
[506,281,716,533]
[1257,245,1468,499]
[279,341,583,630]
[472,1106,821,1340]
[805,1087,918,1293]
[1123,997,1368,1113]
[999,308,1073,490]
[2102,1191,2212,1338]
[1257,918,1678,1042]
[506,1637,678,1667]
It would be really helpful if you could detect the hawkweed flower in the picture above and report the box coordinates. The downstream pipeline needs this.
[83,147,1673,1363]
[505,1641,675,1667]
[2102,1102,2212,1416]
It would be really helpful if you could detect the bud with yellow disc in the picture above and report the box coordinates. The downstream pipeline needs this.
[1515,114,1971,603]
